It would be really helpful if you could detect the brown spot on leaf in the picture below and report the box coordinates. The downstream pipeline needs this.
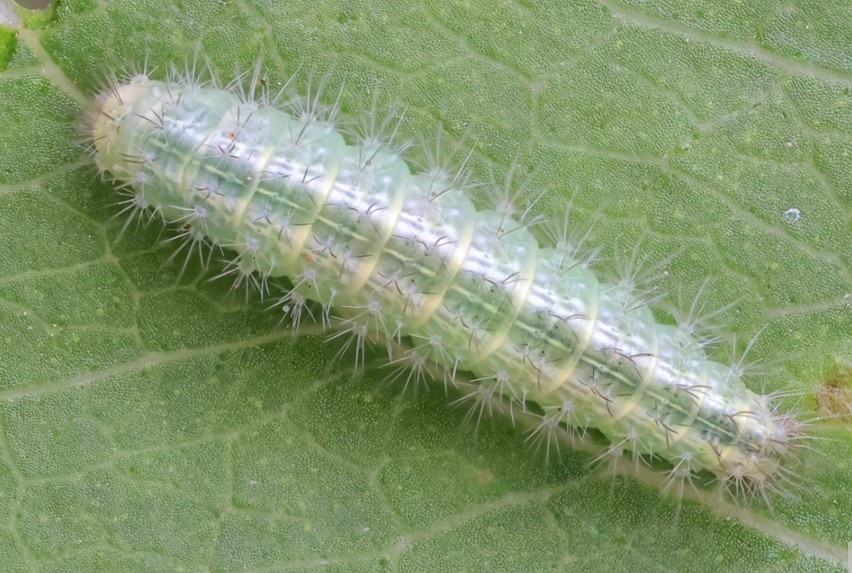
[815,366,852,423]
[475,468,494,485]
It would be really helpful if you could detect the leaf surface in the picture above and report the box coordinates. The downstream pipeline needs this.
[0,0,850,571]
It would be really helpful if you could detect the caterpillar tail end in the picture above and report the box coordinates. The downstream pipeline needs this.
[721,408,806,500]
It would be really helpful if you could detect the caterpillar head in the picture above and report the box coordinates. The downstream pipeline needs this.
[87,74,155,172]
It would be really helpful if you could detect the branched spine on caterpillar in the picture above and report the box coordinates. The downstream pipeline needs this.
[85,66,806,501]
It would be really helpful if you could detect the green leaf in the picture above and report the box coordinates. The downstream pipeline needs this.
[1,0,850,571]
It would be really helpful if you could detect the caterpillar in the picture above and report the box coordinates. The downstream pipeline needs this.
[86,68,804,500]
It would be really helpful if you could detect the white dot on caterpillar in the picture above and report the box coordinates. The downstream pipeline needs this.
[451,383,498,430]
[401,333,450,377]
[662,452,699,514]
[209,255,265,299]
[272,290,313,331]
[174,203,209,224]
[312,234,338,256]
[591,439,634,479]
[291,267,320,293]
[243,235,261,254]
[525,412,563,464]
[162,224,214,277]
[385,352,430,394]
[132,171,151,186]
[327,321,370,368]
[111,190,157,239]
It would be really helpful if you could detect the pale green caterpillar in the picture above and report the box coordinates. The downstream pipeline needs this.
[87,70,804,500]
